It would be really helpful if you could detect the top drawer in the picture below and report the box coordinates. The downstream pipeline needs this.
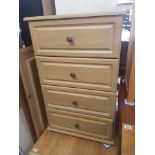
[29,16,122,58]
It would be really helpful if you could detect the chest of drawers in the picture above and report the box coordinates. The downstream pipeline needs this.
[25,13,122,145]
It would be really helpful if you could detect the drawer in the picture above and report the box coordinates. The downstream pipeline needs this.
[47,109,113,140]
[36,57,119,92]
[42,85,116,118]
[29,16,122,58]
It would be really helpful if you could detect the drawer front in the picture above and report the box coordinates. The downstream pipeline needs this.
[29,16,122,58]
[36,57,119,92]
[47,110,113,140]
[42,85,116,118]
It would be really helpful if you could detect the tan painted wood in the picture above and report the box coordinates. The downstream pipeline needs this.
[19,46,47,138]
[42,85,116,118]
[19,76,37,142]
[29,129,118,155]
[45,108,115,144]
[27,57,48,125]
[24,11,125,21]
[47,107,113,122]
[28,16,122,58]
[42,84,115,96]
[36,56,119,92]
[47,110,113,141]
[34,24,114,49]
[25,13,122,145]
[32,24,117,54]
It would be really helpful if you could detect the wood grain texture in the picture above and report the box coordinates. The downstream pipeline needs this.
[47,111,113,140]
[29,129,118,155]
[24,11,125,21]
[35,24,114,49]
[42,85,116,119]
[45,108,114,144]
[118,79,135,125]
[36,56,119,92]
[121,124,135,155]
[46,108,113,122]
[25,14,122,145]
[19,76,37,142]
[19,46,47,138]
[48,127,114,145]
[125,7,135,102]
[28,16,122,58]
[118,79,135,155]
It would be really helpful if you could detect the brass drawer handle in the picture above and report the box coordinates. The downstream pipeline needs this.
[66,36,73,43]
[72,101,78,106]
[74,124,80,129]
[70,72,76,78]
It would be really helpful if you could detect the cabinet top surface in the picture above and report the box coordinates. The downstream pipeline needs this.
[24,11,126,22]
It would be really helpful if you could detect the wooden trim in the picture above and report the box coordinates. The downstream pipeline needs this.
[118,79,135,125]
[36,56,119,92]
[127,52,135,102]
[125,6,135,102]
[118,79,135,155]
[19,76,37,142]
[24,11,126,21]
[19,46,47,138]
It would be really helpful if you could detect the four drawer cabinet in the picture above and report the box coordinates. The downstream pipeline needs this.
[25,13,122,145]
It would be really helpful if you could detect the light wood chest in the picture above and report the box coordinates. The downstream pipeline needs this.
[25,12,122,144]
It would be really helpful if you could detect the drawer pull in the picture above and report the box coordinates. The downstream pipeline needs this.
[70,72,76,78]
[66,36,73,43]
[72,101,78,106]
[74,124,80,129]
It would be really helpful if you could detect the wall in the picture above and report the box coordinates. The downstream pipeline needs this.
[55,0,118,15]
[19,108,33,154]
